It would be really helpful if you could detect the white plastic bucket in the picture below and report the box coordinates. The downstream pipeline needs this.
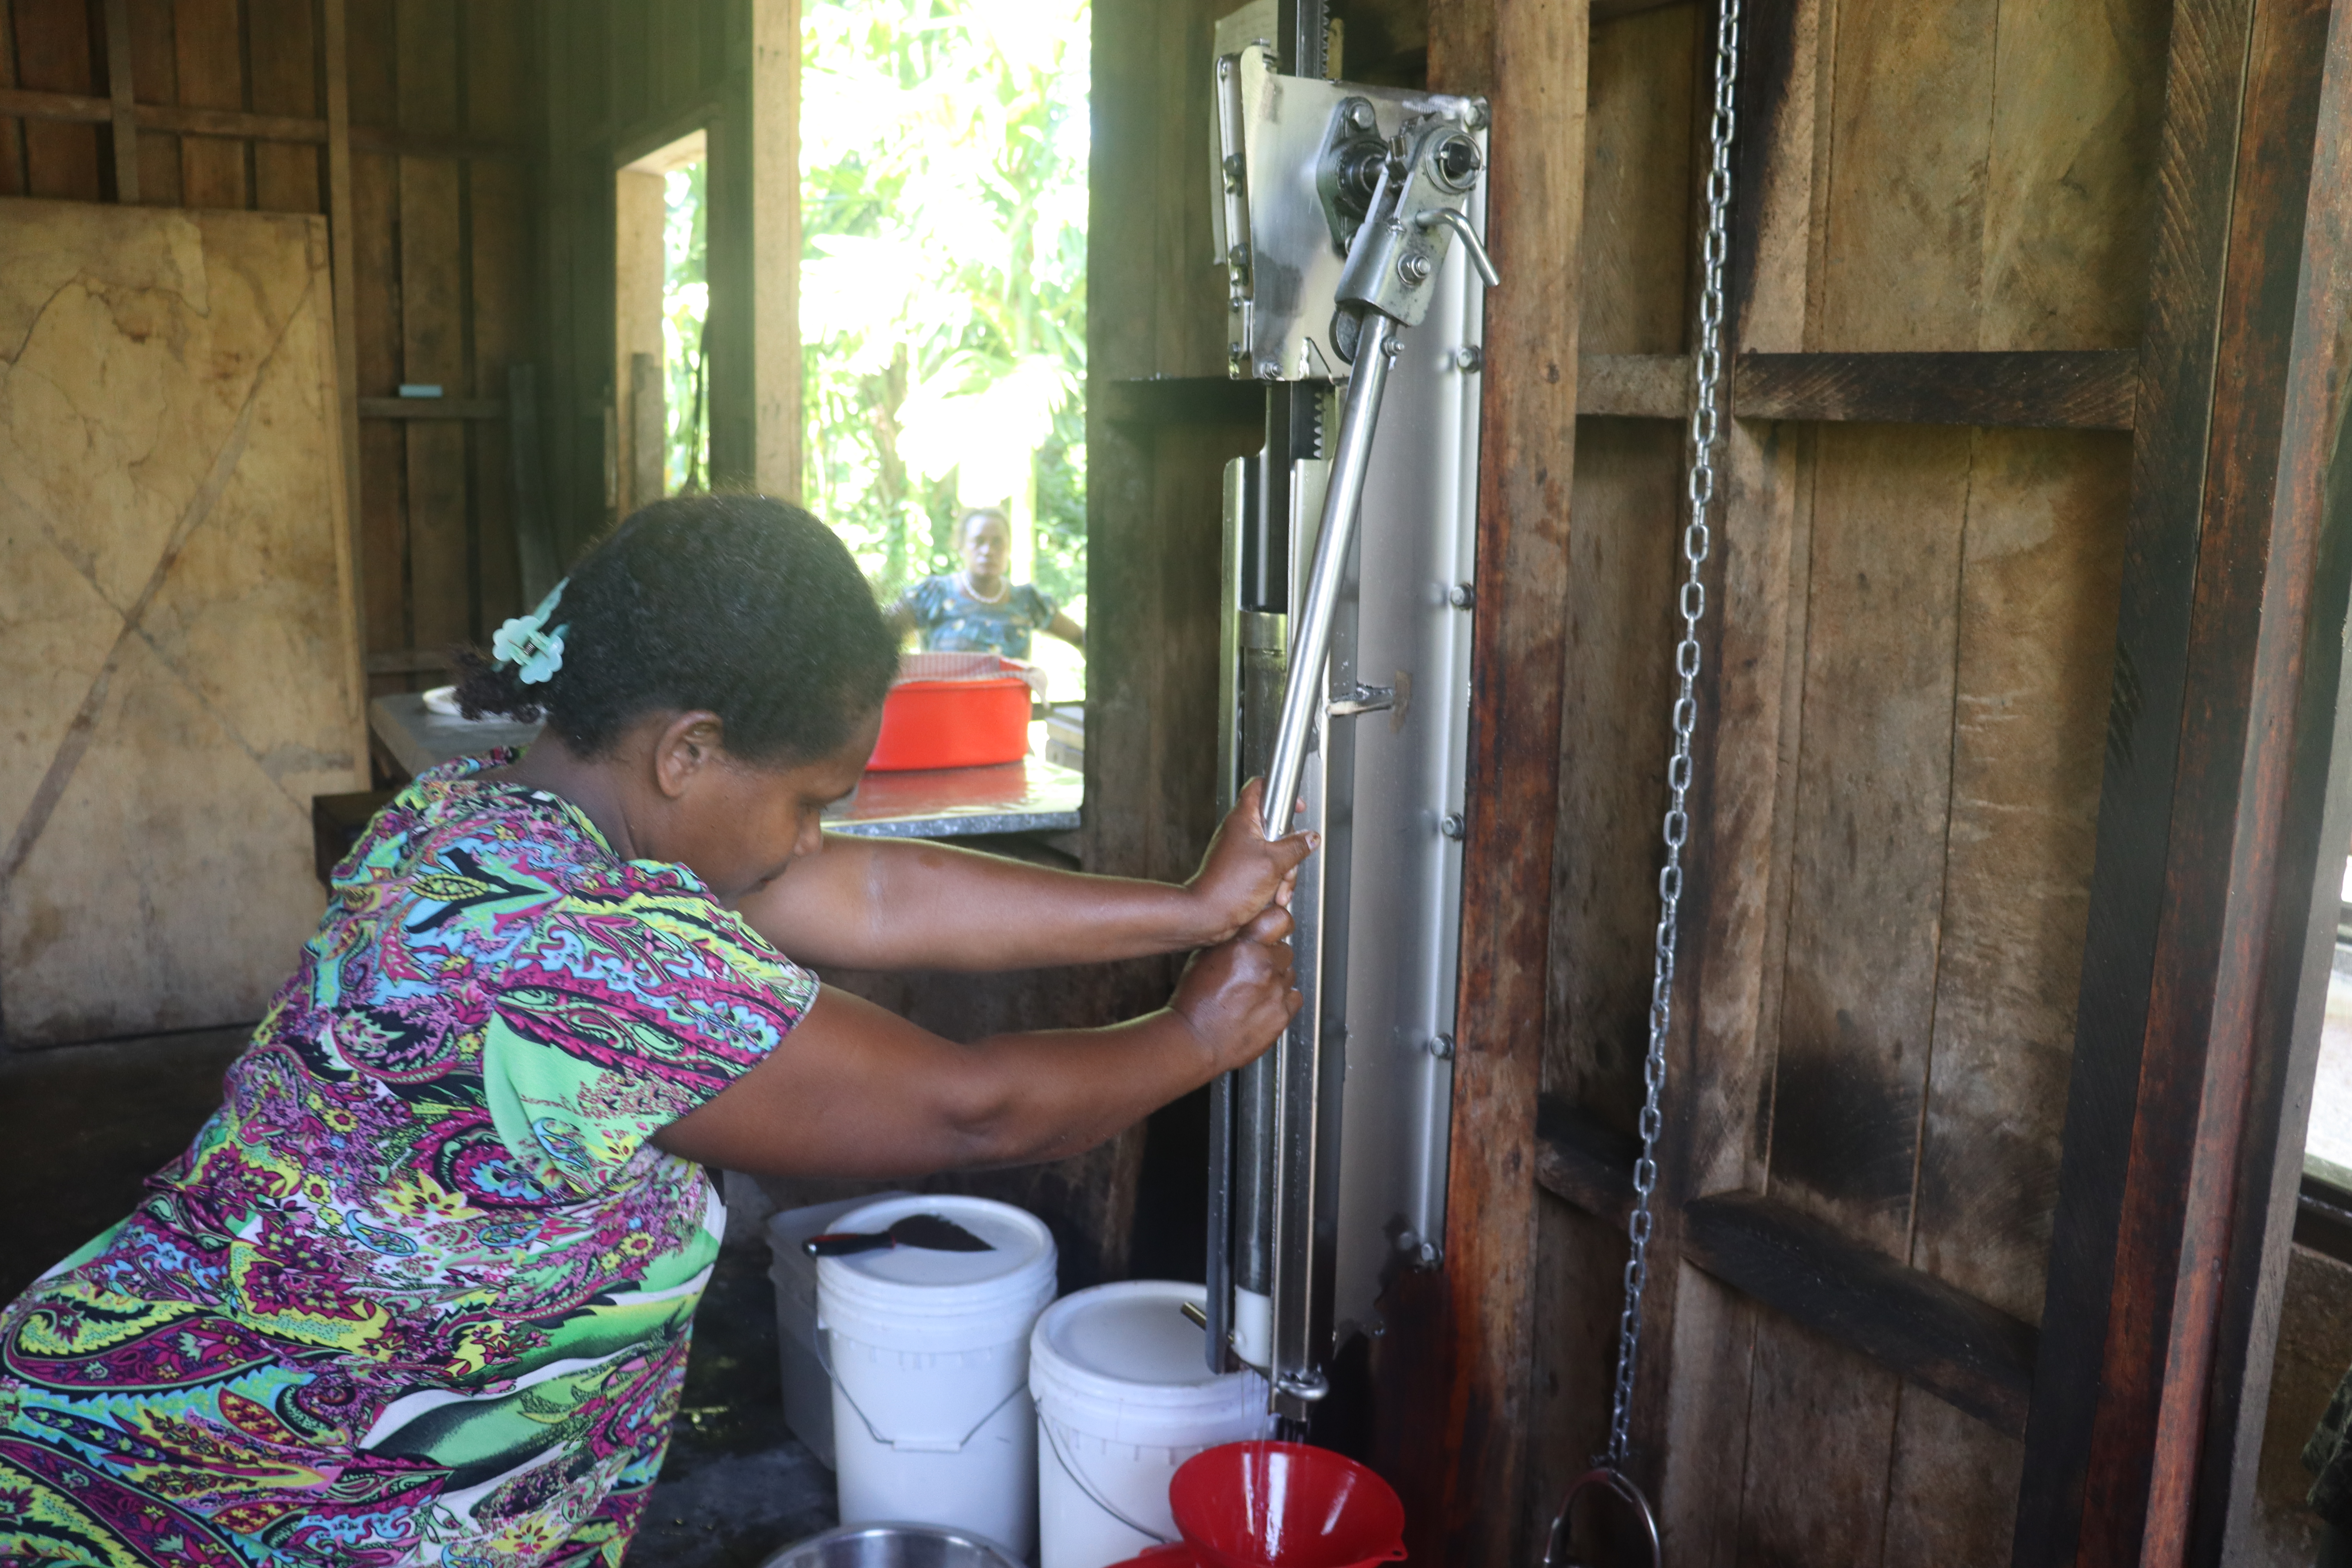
[1028,1281,1276,1568]
[817,1195,1059,1559]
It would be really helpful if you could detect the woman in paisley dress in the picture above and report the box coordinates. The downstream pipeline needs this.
[0,496,1308,1568]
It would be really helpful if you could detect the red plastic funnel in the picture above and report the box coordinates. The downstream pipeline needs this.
[1169,1442,1408,1568]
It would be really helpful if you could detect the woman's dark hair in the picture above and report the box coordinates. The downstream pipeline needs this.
[454,495,897,766]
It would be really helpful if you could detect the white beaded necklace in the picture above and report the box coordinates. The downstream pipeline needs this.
[960,570,1009,605]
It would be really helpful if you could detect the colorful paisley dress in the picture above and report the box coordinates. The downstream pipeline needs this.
[0,753,816,1567]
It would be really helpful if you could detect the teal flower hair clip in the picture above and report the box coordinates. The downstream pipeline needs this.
[492,579,571,685]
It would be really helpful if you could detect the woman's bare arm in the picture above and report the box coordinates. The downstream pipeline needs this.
[1047,610,1085,652]
[650,906,1299,1176]
[728,779,1310,972]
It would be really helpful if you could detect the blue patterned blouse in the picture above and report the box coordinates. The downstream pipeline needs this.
[893,574,1059,658]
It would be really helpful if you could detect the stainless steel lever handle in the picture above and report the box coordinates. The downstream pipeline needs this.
[1262,310,1399,841]
[1414,206,1500,287]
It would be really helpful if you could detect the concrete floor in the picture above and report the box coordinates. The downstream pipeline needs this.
[628,1232,839,1566]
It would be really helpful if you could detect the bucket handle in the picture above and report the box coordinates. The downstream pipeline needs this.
[1040,1412,1175,1548]
[817,1327,1031,1455]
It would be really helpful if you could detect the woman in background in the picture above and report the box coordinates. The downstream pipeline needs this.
[888,506,1086,657]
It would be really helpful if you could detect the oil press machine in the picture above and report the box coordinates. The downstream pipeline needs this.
[1199,0,1497,1426]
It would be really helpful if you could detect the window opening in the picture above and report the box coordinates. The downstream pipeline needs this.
[801,0,1090,707]
[2315,856,2352,1192]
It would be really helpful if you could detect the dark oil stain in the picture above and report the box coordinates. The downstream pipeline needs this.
[1769,1034,1920,1220]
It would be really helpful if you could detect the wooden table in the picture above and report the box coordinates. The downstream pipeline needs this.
[367,694,1083,840]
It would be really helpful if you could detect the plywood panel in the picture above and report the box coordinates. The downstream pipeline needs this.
[0,197,364,1045]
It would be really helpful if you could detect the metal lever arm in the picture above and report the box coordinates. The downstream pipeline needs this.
[1415,207,1500,286]
[1261,310,1399,840]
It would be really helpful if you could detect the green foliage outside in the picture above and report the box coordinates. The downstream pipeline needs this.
[662,160,711,494]
[799,0,1091,622]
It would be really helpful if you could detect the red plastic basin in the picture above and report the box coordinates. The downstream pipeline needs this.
[1167,1442,1408,1568]
[866,668,1033,771]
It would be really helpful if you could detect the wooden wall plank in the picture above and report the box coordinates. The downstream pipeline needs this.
[1873,0,2166,1547]
[1734,5,1999,1556]
[395,0,466,652]
[1813,0,1995,354]
[2074,0,2345,1557]
[352,146,405,657]
[2014,0,2341,1556]
[1372,3,1588,1566]
[2200,10,2352,1555]
[1147,0,1225,380]
[16,0,103,199]
[1577,4,1693,357]
[345,0,395,127]
[248,0,320,212]
[172,0,245,208]
[322,0,366,695]
[1740,424,1971,1562]
[1650,0,1825,1550]
[126,0,180,203]
[465,0,533,626]
[398,154,468,649]
[0,2,24,197]
[1977,0,2169,353]
[103,0,140,202]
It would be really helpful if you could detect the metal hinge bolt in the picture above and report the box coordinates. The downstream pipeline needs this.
[1440,811,1465,840]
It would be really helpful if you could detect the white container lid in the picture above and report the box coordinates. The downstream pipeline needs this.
[1030,1281,1272,1447]
[817,1195,1058,1351]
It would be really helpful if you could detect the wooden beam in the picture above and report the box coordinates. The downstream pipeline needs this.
[1576,353,1691,419]
[1574,350,2140,427]
[1369,2,1588,1566]
[2014,0,2352,1560]
[1680,1194,2038,1440]
[1531,1094,1637,1223]
[100,0,136,203]
[750,0,800,499]
[1735,350,2138,429]
[357,397,506,420]
[1098,376,1268,429]
[0,85,530,161]
[2184,5,2352,1560]
[1532,1102,2040,1439]
[321,0,365,735]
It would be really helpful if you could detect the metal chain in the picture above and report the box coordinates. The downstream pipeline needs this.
[1602,0,1745,1477]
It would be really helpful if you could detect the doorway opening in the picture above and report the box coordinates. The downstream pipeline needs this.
[800,0,1091,711]
[617,129,711,514]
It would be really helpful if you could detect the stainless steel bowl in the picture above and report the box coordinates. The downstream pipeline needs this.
[755,1522,1029,1568]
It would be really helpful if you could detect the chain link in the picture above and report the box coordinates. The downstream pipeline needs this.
[1602,0,1745,1477]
